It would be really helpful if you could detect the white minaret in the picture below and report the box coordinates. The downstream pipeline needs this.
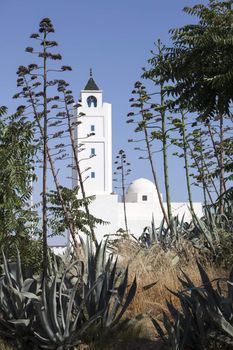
[73,70,112,196]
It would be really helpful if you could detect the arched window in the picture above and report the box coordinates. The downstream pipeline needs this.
[87,95,97,107]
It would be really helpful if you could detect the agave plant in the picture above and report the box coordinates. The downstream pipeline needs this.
[81,237,137,332]
[140,214,192,251]
[0,240,137,349]
[0,248,40,344]
[31,266,102,349]
[0,248,104,349]
[152,262,233,350]
[30,238,137,348]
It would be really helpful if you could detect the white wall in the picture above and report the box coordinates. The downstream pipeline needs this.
[117,201,203,239]
[88,193,119,241]
[170,202,203,221]
[75,90,112,195]
[118,201,164,237]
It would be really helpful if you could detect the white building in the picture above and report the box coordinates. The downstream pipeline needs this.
[73,73,203,241]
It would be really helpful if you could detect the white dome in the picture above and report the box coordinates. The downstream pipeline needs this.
[127,178,156,194]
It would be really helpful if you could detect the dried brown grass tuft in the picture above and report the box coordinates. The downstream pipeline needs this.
[112,238,227,320]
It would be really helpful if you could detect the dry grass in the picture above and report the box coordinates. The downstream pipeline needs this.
[111,238,227,320]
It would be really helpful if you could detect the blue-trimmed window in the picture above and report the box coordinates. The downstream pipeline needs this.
[91,172,95,178]
[91,125,95,132]
[91,148,95,156]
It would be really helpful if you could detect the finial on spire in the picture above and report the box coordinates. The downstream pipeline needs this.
[90,68,92,77]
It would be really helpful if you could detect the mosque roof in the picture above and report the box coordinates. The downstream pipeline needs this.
[84,77,99,90]
[84,69,99,90]
[127,178,156,194]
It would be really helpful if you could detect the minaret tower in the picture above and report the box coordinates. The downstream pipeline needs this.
[73,70,112,195]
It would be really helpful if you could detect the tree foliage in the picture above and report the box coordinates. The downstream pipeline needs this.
[166,0,233,118]
[0,106,37,238]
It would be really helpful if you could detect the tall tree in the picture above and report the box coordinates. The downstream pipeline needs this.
[162,0,233,212]
[171,112,195,213]
[14,18,102,263]
[142,40,173,223]
[128,82,169,225]
[14,18,82,273]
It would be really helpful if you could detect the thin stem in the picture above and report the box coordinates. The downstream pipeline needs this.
[219,115,225,214]
[144,121,169,225]
[160,83,172,223]
[181,111,195,214]
[42,32,48,278]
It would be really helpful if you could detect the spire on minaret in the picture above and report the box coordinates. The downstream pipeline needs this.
[84,69,99,90]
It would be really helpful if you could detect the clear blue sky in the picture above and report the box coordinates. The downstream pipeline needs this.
[0,0,207,204]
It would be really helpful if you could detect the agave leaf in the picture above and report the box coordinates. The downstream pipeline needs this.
[32,330,53,346]
[227,266,233,301]
[151,317,166,342]
[8,319,30,326]
[21,291,39,300]
[96,239,108,277]
[58,288,66,334]
[22,278,37,293]
[58,257,82,331]
[71,276,102,332]
[180,269,196,289]
[197,262,218,309]
[112,276,137,327]
[195,301,207,347]
[9,286,23,311]
[163,312,178,348]
[118,266,129,303]
[109,257,118,291]
[95,240,108,303]
[179,315,192,350]
[2,284,19,318]
[64,281,79,338]
[142,280,157,291]
[210,310,233,337]
[178,293,192,321]
[48,276,62,336]
[151,214,158,242]
[42,279,49,313]
[106,270,129,326]
[33,301,57,343]
[166,300,180,321]
[97,273,108,313]
[193,215,215,251]
[158,217,165,241]
[16,247,23,290]
[1,250,13,288]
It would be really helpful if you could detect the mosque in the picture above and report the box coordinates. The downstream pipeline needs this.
[72,73,203,240]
